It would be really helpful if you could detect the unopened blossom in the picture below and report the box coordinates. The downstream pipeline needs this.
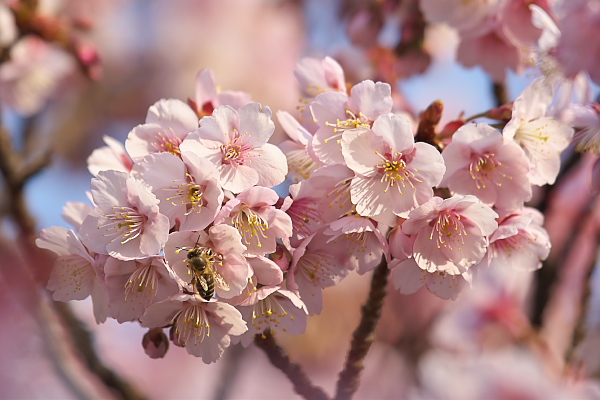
[310,79,393,164]
[477,207,550,271]
[104,256,179,323]
[281,164,354,245]
[440,123,531,210]
[192,69,251,118]
[323,215,388,274]
[164,227,252,299]
[235,287,308,346]
[391,258,472,300]
[125,98,199,160]
[402,196,498,275]
[87,135,133,176]
[79,170,170,260]
[140,294,247,363]
[287,229,355,315]
[142,328,169,359]
[136,151,223,231]
[0,36,75,116]
[277,110,322,182]
[341,114,446,222]
[36,226,109,323]
[503,78,574,186]
[214,186,292,255]
[181,103,287,193]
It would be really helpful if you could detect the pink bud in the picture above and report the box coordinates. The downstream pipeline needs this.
[142,328,169,359]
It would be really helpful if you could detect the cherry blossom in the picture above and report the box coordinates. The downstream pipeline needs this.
[503,78,574,186]
[234,287,308,346]
[440,122,531,210]
[402,195,498,275]
[87,135,134,176]
[125,98,199,160]
[192,69,252,118]
[104,256,180,323]
[139,294,247,363]
[136,151,223,231]
[214,186,292,255]
[341,114,446,221]
[79,170,170,260]
[277,110,322,182]
[181,103,287,193]
[477,207,551,271]
[310,79,393,164]
[36,226,109,323]
[164,227,252,299]
[0,35,75,115]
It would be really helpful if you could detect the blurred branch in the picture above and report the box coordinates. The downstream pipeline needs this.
[254,331,330,400]
[0,116,146,399]
[334,256,390,400]
[492,81,508,107]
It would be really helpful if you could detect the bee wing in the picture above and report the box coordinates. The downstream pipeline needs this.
[214,272,230,291]
[198,276,209,292]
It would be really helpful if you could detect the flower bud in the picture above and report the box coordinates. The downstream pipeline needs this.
[142,328,169,359]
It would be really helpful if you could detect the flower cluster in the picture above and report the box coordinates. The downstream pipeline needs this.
[36,51,572,362]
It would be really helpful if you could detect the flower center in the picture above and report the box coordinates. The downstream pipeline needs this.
[151,128,183,157]
[431,211,467,251]
[469,153,507,189]
[231,207,270,248]
[124,263,159,306]
[99,206,145,244]
[172,304,211,346]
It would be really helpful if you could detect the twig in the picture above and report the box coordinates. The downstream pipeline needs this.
[254,331,330,400]
[492,81,508,107]
[212,343,245,400]
[334,256,390,400]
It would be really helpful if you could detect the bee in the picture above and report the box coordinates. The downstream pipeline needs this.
[184,244,230,301]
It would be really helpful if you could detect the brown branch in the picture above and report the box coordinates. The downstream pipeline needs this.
[254,331,330,400]
[334,256,390,400]
[492,81,508,107]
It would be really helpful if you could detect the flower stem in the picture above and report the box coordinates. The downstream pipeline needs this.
[334,256,390,400]
[254,331,330,400]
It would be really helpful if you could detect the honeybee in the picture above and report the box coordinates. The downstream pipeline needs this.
[184,245,230,301]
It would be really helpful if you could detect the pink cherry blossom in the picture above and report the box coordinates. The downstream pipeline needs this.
[164,227,252,299]
[139,294,247,363]
[277,110,322,182]
[341,114,446,221]
[234,287,308,347]
[477,207,551,271]
[402,196,498,275]
[310,80,393,164]
[0,35,75,116]
[104,256,180,323]
[87,135,133,176]
[193,69,252,118]
[287,229,354,315]
[214,186,292,255]
[561,102,600,155]
[323,215,389,274]
[390,257,472,300]
[0,2,16,47]
[440,122,531,210]
[36,226,109,323]
[181,103,287,193]
[136,151,223,231]
[125,98,199,160]
[503,79,574,185]
[281,164,354,245]
[419,0,501,36]
[79,170,170,260]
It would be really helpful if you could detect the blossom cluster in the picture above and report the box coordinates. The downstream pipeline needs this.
[34,50,574,363]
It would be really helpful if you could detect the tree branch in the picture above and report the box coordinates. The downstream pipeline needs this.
[254,331,330,400]
[334,256,390,400]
